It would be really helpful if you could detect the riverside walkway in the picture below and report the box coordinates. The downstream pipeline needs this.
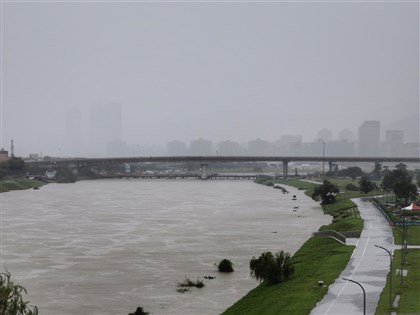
[310,198,397,315]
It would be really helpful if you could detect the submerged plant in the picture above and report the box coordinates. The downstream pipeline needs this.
[177,277,205,288]
[216,259,234,273]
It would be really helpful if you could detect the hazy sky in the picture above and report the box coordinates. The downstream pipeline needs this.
[1,0,419,156]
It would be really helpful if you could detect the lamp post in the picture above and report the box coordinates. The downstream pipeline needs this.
[375,245,393,310]
[342,278,366,315]
[322,141,325,181]
[393,228,404,285]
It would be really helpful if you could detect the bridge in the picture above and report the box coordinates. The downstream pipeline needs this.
[26,155,420,179]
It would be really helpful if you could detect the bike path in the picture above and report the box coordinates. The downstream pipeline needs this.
[310,198,397,315]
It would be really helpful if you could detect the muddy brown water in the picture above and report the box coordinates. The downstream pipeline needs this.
[1,179,329,315]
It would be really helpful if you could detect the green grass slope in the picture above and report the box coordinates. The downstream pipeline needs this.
[0,179,46,193]
[223,237,354,315]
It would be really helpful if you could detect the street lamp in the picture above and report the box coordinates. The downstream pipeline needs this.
[322,141,325,181]
[375,245,393,310]
[342,278,366,315]
[393,227,405,285]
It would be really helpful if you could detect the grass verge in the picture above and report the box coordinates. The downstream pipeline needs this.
[392,226,420,246]
[0,179,46,193]
[222,237,354,315]
[375,249,420,315]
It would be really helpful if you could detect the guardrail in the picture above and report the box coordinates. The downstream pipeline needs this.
[312,230,347,244]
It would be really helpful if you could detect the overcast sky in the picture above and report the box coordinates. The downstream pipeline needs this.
[1,0,419,156]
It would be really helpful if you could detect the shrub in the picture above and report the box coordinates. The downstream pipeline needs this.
[250,250,294,285]
[128,306,149,315]
[177,277,205,288]
[345,183,359,191]
[0,271,38,315]
[217,259,234,272]
[312,180,339,205]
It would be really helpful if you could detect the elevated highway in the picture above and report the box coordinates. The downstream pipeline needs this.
[26,155,420,179]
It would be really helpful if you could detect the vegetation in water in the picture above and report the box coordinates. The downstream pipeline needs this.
[128,306,149,315]
[177,277,205,288]
[217,259,234,272]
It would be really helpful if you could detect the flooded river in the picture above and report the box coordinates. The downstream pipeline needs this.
[1,179,329,315]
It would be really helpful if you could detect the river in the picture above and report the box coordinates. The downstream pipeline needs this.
[1,179,329,315]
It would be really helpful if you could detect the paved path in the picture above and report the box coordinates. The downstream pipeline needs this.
[310,198,397,315]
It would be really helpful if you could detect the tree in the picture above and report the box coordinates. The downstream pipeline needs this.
[8,158,25,170]
[382,168,411,191]
[382,166,418,205]
[346,167,365,181]
[312,180,340,205]
[414,169,420,187]
[394,182,418,206]
[250,250,294,285]
[0,271,38,315]
[359,176,376,194]
[370,161,382,180]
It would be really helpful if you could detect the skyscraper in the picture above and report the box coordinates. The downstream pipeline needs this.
[166,140,187,156]
[218,140,241,156]
[358,120,380,157]
[189,138,212,156]
[64,107,83,157]
[89,103,122,157]
[384,130,404,157]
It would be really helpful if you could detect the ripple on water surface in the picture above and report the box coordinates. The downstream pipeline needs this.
[2,179,329,315]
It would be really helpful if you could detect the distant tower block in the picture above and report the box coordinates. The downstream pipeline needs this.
[11,139,15,158]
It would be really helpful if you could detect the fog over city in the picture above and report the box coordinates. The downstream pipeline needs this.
[1,1,419,157]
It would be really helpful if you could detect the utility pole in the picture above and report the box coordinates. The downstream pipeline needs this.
[11,139,15,158]
[322,141,325,181]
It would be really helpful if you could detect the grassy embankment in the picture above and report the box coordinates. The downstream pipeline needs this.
[0,179,46,193]
[223,237,354,315]
[222,178,378,315]
[375,249,420,315]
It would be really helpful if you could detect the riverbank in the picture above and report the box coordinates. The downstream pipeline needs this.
[223,237,354,315]
[222,179,376,315]
[0,179,47,193]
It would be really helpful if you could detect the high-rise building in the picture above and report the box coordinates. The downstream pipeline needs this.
[218,140,241,156]
[358,120,380,157]
[64,107,83,157]
[247,138,272,156]
[89,103,122,157]
[189,138,212,155]
[383,130,404,157]
[317,129,333,142]
[166,140,187,156]
[338,129,353,142]
[274,135,302,155]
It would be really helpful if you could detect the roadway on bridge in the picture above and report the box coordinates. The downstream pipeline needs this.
[310,198,397,315]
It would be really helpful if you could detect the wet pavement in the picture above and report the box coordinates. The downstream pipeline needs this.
[310,198,397,315]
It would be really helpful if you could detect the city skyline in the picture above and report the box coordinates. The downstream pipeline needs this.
[2,2,419,157]
[9,107,418,158]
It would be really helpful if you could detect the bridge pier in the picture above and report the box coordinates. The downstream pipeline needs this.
[283,161,289,179]
[68,163,79,176]
[200,164,209,180]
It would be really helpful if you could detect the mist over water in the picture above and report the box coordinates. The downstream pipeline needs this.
[2,180,329,315]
